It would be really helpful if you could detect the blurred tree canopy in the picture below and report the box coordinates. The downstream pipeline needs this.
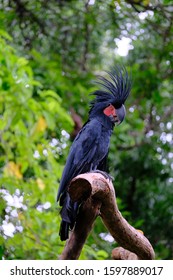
[0,0,173,259]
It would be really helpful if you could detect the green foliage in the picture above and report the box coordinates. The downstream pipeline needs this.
[0,32,73,259]
[0,0,173,260]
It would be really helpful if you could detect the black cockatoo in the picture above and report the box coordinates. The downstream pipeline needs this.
[57,66,132,241]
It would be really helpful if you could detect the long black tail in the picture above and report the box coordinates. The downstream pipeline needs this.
[59,220,70,241]
[59,193,79,241]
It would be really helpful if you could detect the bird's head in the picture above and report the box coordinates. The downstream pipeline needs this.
[103,103,126,125]
[89,66,132,126]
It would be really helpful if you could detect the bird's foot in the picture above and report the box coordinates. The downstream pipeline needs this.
[91,170,114,181]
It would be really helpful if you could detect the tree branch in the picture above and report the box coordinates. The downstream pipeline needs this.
[112,247,140,260]
[59,197,101,260]
[59,173,155,260]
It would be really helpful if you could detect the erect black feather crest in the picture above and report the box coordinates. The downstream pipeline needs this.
[91,65,132,109]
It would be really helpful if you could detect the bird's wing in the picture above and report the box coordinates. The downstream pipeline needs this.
[97,153,108,171]
[57,119,102,202]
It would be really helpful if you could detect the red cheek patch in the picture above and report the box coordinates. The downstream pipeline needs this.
[103,104,116,116]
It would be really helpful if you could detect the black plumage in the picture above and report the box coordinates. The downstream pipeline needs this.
[57,66,131,241]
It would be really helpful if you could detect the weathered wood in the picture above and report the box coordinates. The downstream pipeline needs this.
[59,197,101,260]
[59,172,155,260]
[112,247,139,260]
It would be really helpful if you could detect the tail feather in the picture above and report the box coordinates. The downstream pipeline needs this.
[59,193,79,241]
[59,220,70,241]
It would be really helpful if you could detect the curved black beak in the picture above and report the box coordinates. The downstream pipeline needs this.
[115,104,126,125]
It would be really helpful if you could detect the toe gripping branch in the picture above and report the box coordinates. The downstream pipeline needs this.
[59,172,155,260]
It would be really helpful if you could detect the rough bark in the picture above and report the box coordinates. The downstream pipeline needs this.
[59,172,155,260]
[59,197,101,260]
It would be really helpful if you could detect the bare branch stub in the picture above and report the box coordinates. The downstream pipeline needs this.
[59,172,155,260]
[112,247,139,260]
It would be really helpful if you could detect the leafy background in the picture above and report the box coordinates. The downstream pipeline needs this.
[0,0,173,260]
